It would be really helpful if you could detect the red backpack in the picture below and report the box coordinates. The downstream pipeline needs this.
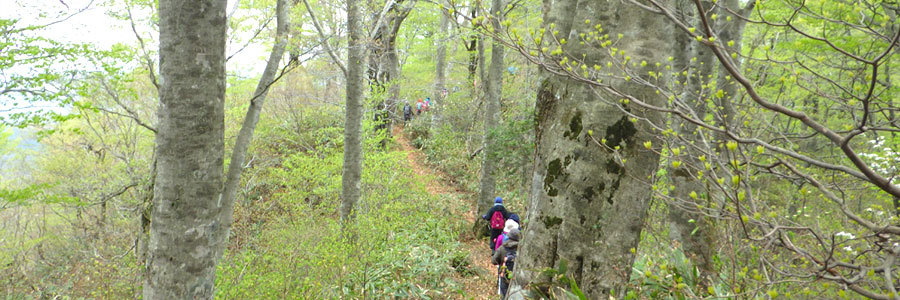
[490,210,505,229]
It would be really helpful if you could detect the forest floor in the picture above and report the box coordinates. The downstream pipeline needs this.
[394,127,497,300]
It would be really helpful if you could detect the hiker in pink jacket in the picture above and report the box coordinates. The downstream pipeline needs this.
[495,219,519,250]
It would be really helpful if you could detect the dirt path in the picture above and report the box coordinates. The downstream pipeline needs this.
[394,128,497,299]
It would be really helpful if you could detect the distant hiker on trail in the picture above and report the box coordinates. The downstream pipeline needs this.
[495,219,519,251]
[492,227,519,298]
[416,98,423,115]
[403,101,412,123]
[424,97,431,111]
[481,196,510,252]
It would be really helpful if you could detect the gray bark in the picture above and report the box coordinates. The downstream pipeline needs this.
[469,18,487,161]
[340,0,366,224]
[369,1,412,137]
[477,31,486,101]
[715,0,753,131]
[666,0,717,282]
[507,1,673,298]
[431,9,449,129]
[216,0,290,261]
[475,0,505,236]
[144,0,227,298]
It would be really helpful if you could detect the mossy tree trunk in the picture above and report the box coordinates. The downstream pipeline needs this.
[507,1,673,298]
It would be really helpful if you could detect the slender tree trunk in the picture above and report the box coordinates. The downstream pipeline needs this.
[712,0,752,214]
[340,0,366,224]
[216,0,290,261]
[466,17,488,155]
[466,0,481,89]
[475,25,486,137]
[431,9,449,129]
[475,0,504,236]
[144,0,226,298]
[887,5,898,142]
[136,157,155,280]
[386,46,401,120]
[667,0,716,283]
[716,0,753,132]
[507,2,672,298]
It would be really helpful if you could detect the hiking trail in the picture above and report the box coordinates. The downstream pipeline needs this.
[394,127,497,299]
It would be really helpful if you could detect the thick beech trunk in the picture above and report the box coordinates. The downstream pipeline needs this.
[144,0,227,298]
[507,1,672,298]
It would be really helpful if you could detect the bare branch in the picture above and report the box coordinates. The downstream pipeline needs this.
[301,0,348,76]
[126,3,159,90]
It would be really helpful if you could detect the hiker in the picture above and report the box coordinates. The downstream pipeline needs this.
[402,101,412,123]
[495,219,519,251]
[508,213,520,225]
[416,98,423,115]
[481,196,510,251]
[424,97,431,111]
[492,227,519,298]
[508,213,522,231]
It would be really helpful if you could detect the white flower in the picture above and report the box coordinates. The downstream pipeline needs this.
[843,246,857,255]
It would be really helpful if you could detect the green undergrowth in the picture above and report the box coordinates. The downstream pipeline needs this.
[215,116,470,298]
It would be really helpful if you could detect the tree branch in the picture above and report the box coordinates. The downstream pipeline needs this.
[302,0,348,76]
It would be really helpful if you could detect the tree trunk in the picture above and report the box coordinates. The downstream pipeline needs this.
[144,0,226,298]
[507,2,672,298]
[340,0,366,224]
[887,5,898,141]
[715,0,752,132]
[216,0,290,261]
[431,9,449,129]
[466,0,481,88]
[475,0,504,237]
[369,1,412,141]
[466,18,488,157]
[474,24,486,139]
[666,0,716,283]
